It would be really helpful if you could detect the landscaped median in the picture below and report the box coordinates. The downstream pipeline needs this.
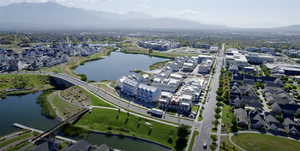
[75,108,190,150]
[231,133,300,151]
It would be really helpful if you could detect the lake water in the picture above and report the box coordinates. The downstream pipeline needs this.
[74,52,168,81]
[0,92,58,136]
[0,93,169,151]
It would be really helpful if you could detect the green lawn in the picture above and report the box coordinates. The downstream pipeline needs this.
[82,89,114,107]
[0,74,52,95]
[222,105,234,132]
[232,133,300,151]
[192,106,199,113]
[48,92,82,119]
[76,108,179,148]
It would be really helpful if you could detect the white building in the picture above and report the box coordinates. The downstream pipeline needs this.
[118,76,138,96]
[137,83,161,102]
[225,49,248,67]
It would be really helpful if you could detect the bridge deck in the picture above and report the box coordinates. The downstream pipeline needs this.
[29,108,89,144]
[13,123,77,143]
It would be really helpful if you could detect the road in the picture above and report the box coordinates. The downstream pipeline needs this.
[4,71,194,127]
[192,44,225,151]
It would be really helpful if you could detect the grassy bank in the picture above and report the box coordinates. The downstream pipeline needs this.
[37,90,57,119]
[47,91,82,120]
[232,133,300,151]
[76,108,179,148]
[80,87,114,107]
[41,47,116,79]
[118,41,189,59]
[0,74,53,98]
[149,60,170,70]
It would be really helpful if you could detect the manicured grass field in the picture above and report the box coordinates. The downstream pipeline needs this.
[232,133,300,151]
[76,108,179,148]
[222,105,234,132]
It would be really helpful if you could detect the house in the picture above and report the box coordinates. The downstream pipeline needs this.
[198,63,212,74]
[182,62,195,72]
[264,87,294,105]
[198,55,213,64]
[264,113,285,135]
[249,110,266,131]
[118,76,138,96]
[234,108,249,129]
[137,83,161,102]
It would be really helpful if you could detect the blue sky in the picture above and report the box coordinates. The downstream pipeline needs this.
[1,0,299,28]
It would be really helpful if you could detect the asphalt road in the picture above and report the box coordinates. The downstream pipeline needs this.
[192,45,225,151]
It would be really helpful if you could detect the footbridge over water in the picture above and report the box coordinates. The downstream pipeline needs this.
[29,108,90,144]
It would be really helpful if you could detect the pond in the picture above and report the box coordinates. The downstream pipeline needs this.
[74,52,168,81]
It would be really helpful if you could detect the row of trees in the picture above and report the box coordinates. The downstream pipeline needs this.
[216,69,232,104]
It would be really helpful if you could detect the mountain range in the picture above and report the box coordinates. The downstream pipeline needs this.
[0,2,299,32]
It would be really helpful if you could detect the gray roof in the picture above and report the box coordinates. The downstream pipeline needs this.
[234,108,248,125]
[138,83,158,92]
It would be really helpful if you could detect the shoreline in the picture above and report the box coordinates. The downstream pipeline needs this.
[85,129,173,150]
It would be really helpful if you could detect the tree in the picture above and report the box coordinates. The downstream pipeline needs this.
[167,136,173,144]
[14,76,27,89]
[175,137,188,151]
[177,125,190,138]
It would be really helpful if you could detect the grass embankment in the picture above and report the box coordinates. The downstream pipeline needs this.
[38,86,114,119]
[48,91,82,120]
[149,60,170,70]
[81,87,114,107]
[232,133,300,151]
[187,131,199,151]
[37,90,57,119]
[76,108,179,148]
[118,41,189,59]
[0,132,33,148]
[96,82,119,96]
[41,47,116,79]
[0,74,53,98]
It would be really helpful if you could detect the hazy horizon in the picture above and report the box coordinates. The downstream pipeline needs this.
[0,0,299,28]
